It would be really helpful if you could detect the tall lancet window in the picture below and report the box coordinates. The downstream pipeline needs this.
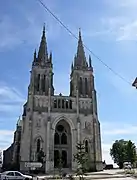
[85,140,89,153]
[42,75,46,92]
[79,77,83,95]
[37,139,41,152]
[37,74,40,91]
[85,78,88,95]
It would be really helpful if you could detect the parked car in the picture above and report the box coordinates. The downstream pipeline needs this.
[123,162,132,170]
[0,171,33,180]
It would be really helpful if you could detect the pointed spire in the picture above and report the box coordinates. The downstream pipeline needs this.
[49,51,52,63]
[37,24,48,64]
[89,55,92,67]
[89,55,93,71]
[74,29,88,69]
[71,62,73,71]
[34,49,37,62]
[79,28,82,41]
[16,116,21,127]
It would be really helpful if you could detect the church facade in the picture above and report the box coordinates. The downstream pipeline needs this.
[20,26,103,173]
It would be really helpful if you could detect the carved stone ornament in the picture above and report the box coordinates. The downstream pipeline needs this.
[85,121,91,131]
[36,118,41,128]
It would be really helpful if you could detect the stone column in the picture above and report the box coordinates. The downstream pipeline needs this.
[71,128,77,171]
[46,120,50,172]
[76,89,80,142]
[77,122,80,143]
[45,88,51,173]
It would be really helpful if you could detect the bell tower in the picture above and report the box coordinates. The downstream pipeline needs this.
[29,25,54,96]
[70,30,94,98]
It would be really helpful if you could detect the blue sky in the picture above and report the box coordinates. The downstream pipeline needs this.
[1,0,137,165]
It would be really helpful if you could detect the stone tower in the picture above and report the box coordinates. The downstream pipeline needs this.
[20,26,103,173]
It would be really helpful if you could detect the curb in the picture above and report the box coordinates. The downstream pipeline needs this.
[36,175,131,180]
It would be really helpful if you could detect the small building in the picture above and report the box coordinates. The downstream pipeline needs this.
[2,118,22,171]
[2,144,14,171]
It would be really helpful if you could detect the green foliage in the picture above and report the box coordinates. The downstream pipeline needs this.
[37,148,46,163]
[74,142,88,178]
[57,153,63,177]
[110,139,137,169]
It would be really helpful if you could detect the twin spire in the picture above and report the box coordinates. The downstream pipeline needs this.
[33,25,92,71]
[72,29,93,71]
[33,25,52,67]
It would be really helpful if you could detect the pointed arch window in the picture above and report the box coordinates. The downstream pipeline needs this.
[79,77,83,95]
[61,133,67,144]
[54,132,60,145]
[85,78,88,95]
[62,99,65,109]
[37,74,40,91]
[85,140,89,153]
[69,100,72,109]
[37,139,41,152]
[42,75,46,92]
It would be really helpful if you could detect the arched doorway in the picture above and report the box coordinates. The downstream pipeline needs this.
[54,120,72,168]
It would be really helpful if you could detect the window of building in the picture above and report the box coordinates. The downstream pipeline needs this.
[85,140,89,153]
[54,150,60,168]
[42,75,46,92]
[62,99,65,109]
[61,133,67,144]
[85,78,88,95]
[54,99,57,108]
[58,99,61,108]
[37,74,40,91]
[69,100,72,109]
[79,77,83,95]
[54,132,60,145]
[66,100,68,109]
[37,139,41,152]
[57,125,64,132]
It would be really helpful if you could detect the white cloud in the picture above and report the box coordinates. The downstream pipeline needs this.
[105,72,137,98]
[0,1,61,52]
[0,130,14,151]
[0,83,25,113]
[102,121,137,136]
[116,20,137,41]
[0,85,25,103]
[98,0,137,41]
[101,121,137,166]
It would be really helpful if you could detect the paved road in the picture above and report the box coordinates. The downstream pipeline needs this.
[101,178,134,180]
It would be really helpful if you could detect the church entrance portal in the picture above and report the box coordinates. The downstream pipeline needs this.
[54,120,72,168]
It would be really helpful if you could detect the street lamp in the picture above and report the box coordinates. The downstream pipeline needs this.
[132,77,137,89]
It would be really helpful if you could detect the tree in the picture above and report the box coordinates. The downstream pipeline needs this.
[126,140,136,165]
[110,139,137,169]
[74,142,88,179]
[37,148,46,163]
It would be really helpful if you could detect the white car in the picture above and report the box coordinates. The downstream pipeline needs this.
[0,171,33,180]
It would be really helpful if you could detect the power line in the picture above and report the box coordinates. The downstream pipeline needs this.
[37,0,131,85]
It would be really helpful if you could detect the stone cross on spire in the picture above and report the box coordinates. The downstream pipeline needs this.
[37,24,48,64]
[74,29,88,69]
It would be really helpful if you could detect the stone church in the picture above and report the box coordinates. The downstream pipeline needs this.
[20,26,103,173]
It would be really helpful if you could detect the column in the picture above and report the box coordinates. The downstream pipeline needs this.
[77,122,80,143]
[45,87,51,172]
[46,120,50,172]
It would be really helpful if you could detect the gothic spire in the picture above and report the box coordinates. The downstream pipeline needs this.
[74,29,88,69]
[89,55,92,67]
[37,24,48,63]
[89,55,93,71]
[49,51,52,63]
[71,62,73,71]
[34,49,37,62]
